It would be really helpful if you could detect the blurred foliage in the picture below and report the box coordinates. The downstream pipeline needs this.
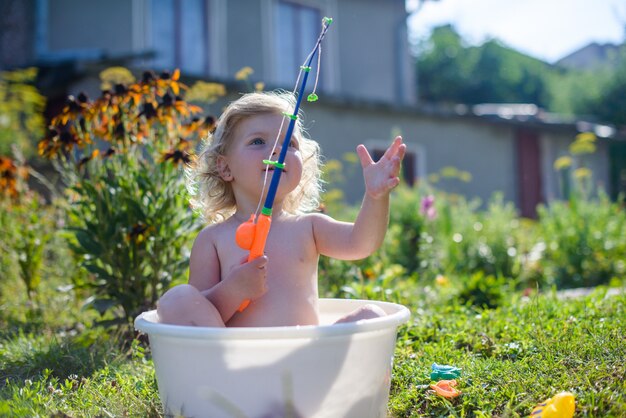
[455,271,506,309]
[0,68,46,158]
[537,191,626,288]
[0,157,48,303]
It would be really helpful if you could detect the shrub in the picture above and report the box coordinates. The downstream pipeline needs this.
[536,191,626,288]
[428,192,525,281]
[536,132,626,288]
[455,271,506,309]
[386,185,427,276]
[0,155,56,304]
[39,68,222,326]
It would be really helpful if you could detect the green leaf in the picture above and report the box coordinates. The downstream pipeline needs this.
[68,228,103,256]
[82,262,113,280]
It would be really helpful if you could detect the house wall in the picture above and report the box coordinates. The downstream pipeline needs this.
[0,0,37,69]
[335,0,414,105]
[31,0,414,107]
[226,1,265,80]
[45,0,134,55]
[303,102,519,206]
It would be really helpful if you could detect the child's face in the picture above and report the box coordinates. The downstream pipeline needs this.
[221,113,303,204]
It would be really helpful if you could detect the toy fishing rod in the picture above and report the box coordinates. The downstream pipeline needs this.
[235,17,333,311]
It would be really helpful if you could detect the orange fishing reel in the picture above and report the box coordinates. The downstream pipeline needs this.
[234,210,272,311]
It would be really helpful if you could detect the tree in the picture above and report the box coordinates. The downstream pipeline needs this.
[583,48,626,126]
[416,25,552,107]
[415,25,475,104]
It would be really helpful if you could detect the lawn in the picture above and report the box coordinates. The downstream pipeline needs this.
[1,270,624,417]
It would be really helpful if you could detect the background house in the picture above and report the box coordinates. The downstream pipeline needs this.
[1,0,623,217]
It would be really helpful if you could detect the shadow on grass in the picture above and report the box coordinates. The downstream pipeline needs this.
[0,326,120,389]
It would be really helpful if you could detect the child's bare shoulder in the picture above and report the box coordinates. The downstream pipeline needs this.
[302,211,338,226]
[287,212,331,227]
[193,220,231,248]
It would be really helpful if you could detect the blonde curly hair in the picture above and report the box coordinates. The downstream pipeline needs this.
[189,91,323,223]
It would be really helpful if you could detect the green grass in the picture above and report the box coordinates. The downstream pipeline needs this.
[389,288,626,417]
[1,272,624,417]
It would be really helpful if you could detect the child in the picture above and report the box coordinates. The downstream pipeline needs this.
[157,91,405,327]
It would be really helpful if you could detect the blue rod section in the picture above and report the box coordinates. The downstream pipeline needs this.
[262,22,330,212]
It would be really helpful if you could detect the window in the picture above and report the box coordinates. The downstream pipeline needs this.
[274,1,322,87]
[149,0,208,75]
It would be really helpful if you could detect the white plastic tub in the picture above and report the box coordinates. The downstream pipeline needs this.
[135,298,410,418]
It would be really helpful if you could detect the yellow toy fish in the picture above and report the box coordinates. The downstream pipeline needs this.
[530,392,575,418]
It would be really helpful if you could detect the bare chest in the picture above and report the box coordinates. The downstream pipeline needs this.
[215,218,318,283]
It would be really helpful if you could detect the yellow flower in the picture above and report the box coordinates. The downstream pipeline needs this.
[342,152,359,165]
[553,156,572,171]
[574,167,592,179]
[441,166,459,178]
[435,274,450,287]
[100,67,136,91]
[459,171,472,183]
[235,66,254,80]
[185,81,226,103]
[575,132,596,144]
[570,138,596,155]
[428,173,440,184]
[255,82,265,92]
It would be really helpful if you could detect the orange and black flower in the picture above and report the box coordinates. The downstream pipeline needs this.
[182,115,216,138]
[141,70,157,85]
[161,137,194,166]
[77,149,100,169]
[102,147,116,159]
[113,121,126,141]
[0,156,28,198]
[53,92,92,125]
[126,221,156,244]
[138,101,158,121]
[157,69,186,95]
[161,149,192,165]
[38,124,83,159]
[157,93,202,122]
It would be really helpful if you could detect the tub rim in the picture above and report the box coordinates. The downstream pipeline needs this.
[135,298,410,340]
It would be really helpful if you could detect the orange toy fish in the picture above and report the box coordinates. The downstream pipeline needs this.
[430,379,461,398]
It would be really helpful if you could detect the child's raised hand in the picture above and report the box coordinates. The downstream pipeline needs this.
[356,136,406,199]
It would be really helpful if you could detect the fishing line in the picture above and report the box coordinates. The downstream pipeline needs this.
[253,17,330,219]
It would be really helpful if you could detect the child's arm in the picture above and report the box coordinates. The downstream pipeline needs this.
[312,136,405,260]
[189,228,268,322]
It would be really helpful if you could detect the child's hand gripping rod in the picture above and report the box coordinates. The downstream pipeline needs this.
[234,17,333,312]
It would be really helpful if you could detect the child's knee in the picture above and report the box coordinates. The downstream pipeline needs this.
[335,303,387,324]
[356,304,387,320]
[157,284,201,321]
[160,284,199,303]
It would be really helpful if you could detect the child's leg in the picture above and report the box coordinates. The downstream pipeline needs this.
[157,284,225,327]
[334,303,387,324]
